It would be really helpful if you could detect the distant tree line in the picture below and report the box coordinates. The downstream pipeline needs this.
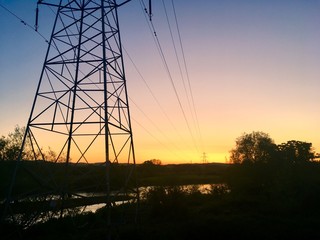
[1,127,318,165]
[229,131,318,164]
[226,131,320,214]
[143,159,162,165]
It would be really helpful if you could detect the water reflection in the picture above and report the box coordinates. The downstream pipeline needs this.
[4,183,228,227]
[85,183,228,213]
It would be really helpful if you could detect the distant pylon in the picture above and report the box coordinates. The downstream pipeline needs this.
[3,0,138,228]
[201,152,207,163]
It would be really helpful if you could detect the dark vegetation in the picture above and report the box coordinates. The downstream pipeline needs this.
[137,162,227,186]
[1,130,320,239]
[2,161,320,239]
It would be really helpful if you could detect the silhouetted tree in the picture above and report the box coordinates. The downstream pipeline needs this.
[230,131,277,164]
[0,125,68,161]
[0,125,27,161]
[0,136,7,161]
[278,140,315,164]
[143,159,162,165]
[43,147,67,162]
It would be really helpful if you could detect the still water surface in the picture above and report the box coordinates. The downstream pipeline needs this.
[84,183,223,213]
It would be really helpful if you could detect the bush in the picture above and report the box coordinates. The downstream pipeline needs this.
[143,186,188,220]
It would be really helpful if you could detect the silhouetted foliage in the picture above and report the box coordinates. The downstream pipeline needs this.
[227,131,320,211]
[143,159,162,165]
[0,136,7,160]
[278,140,315,163]
[43,147,67,163]
[0,126,69,162]
[229,131,277,164]
[0,125,28,161]
[230,132,317,166]
[3,162,320,239]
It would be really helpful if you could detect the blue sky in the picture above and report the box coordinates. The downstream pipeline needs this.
[1,0,320,163]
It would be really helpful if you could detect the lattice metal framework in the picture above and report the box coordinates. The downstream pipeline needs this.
[3,0,137,228]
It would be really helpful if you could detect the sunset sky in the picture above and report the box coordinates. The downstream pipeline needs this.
[1,0,320,164]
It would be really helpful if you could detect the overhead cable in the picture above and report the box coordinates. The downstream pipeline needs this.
[139,0,200,154]
[162,0,199,149]
[171,0,204,151]
[123,46,193,150]
[0,3,49,43]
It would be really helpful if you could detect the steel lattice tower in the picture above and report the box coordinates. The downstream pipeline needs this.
[3,0,138,228]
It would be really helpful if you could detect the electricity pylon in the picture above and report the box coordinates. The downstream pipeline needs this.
[201,152,207,163]
[3,0,138,228]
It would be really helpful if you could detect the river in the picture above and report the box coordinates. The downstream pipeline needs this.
[83,183,227,213]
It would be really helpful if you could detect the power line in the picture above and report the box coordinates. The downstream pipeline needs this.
[0,3,119,135]
[0,3,49,43]
[139,0,200,154]
[162,0,193,119]
[131,117,186,162]
[162,0,200,151]
[171,0,204,152]
[129,97,187,160]
[123,46,194,151]
[1,1,202,162]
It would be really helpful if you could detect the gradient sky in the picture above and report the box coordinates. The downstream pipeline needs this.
[1,0,320,164]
